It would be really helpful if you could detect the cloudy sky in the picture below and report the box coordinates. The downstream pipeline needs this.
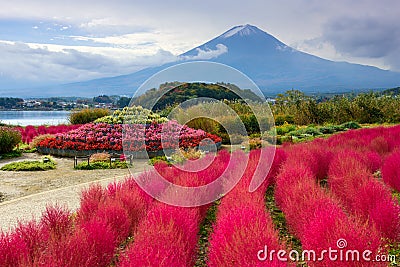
[0,0,399,89]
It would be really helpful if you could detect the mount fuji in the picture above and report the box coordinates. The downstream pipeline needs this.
[20,24,400,97]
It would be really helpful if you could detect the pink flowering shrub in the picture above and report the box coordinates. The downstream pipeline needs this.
[38,121,221,152]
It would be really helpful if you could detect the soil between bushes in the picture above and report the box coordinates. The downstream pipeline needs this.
[0,152,151,203]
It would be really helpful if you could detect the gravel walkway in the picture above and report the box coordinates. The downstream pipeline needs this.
[0,172,144,232]
[0,153,152,232]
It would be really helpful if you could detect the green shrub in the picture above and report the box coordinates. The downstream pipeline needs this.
[0,127,22,154]
[94,106,168,124]
[1,159,56,171]
[340,121,361,129]
[275,114,295,126]
[239,114,260,134]
[332,125,346,132]
[276,123,297,135]
[0,149,22,159]
[279,135,294,144]
[319,125,336,134]
[304,127,322,136]
[69,108,110,124]
[148,156,169,166]
[74,160,128,170]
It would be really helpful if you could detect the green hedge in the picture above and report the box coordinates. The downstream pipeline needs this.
[94,106,168,124]
[1,160,55,171]
[74,161,128,170]
[0,127,21,154]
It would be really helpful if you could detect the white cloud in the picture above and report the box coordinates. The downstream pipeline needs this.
[181,44,228,60]
[0,40,177,86]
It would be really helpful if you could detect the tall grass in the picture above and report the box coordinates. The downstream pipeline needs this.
[69,108,110,124]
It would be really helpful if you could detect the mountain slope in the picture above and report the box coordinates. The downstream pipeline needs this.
[183,25,400,92]
[26,24,400,97]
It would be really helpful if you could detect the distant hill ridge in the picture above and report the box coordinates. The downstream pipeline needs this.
[132,82,261,110]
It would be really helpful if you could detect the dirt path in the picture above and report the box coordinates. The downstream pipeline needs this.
[0,153,152,232]
[0,153,150,202]
[0,171,147,232]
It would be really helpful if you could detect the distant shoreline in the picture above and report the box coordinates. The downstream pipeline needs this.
[0,109,71,112]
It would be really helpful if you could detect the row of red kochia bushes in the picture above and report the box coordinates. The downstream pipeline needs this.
[274,125,400,266]
[118,151,232,266]
[207,148,287,266]
[275,143,385,267]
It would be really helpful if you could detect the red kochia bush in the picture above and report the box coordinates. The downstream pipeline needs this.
[302,203,384,267]
[117,151,228,267]
[328,152,400,241]
[77,179,153,243]
[14,220,49,265]
[283,142,331,180]
[118,202,202,267]
[382,150,400,192]
[275,143,385,266]
[40,205,73,240]
[0,232,29,266]
[208,148,286,267]
[208,206,286,267]
[77,184,107,223]
[40,219,117,267]
[275,164,333,236]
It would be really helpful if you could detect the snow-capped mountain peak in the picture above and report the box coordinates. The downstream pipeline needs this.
[221,24,260,38]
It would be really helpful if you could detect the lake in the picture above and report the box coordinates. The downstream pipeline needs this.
[0,111,70,126]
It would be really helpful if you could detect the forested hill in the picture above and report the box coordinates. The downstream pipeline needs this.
[383,87,400,95]
[132,82,261,110]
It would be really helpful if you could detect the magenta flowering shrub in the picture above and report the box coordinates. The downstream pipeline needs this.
[123,120,222,152]
[38,123,123,151]
[37,121,222,152]
[0,231,29,266]
[15,124,81,144]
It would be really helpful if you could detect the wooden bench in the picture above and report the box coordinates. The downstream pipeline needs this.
[74,155,90,168]
[74,153,133,168]
[109,153,133,167]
